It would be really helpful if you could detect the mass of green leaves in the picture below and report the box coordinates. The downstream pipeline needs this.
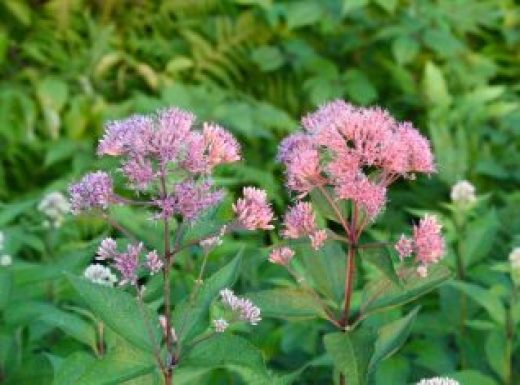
[0,0,519,384]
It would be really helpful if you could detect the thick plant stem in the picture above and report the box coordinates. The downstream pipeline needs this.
[160,173,175,384]
[340,245,356,328]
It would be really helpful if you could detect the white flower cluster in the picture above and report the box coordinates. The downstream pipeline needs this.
[83,264,117,286]
[200,225,227,251]
[450,180,476,206]
[417,377,460,385]
[0,232,12,267]
[509,247,520,269]
[220,288,261,325]
[38,192,70,228]
[212,318,229,333]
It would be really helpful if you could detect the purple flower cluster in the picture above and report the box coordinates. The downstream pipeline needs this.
[95,238,163,285]
[69,171,113,214]
[70,106,243,222]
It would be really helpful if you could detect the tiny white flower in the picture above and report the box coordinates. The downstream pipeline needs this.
[213,318,229,333]
[220,288,261,326]
[508,247,520,269]
[417,265,428,278]
[450,180,476,205]
[417,377,460,385]
[83,264,117,286]
[38,192,70,228]
[0,254,12,267]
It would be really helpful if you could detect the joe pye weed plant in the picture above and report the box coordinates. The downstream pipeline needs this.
[69,107,276,384]
[256,100,452,384]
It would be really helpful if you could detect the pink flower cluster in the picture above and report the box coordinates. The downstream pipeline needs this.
[220,288,261,325]
[69,171,113,214]
[70,106,242,222]
[395,215,445,276]
[95,238,163,285]
[282,202,327,250]
[233,187,274,230]
[278,100,435,219]
[269,247,295,266]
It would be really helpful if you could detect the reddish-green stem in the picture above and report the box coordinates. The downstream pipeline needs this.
[159,172,175,385]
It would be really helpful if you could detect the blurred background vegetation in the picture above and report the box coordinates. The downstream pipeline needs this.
[0,0,519,384]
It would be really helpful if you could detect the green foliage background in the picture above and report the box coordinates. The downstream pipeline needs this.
[0,0,519,384]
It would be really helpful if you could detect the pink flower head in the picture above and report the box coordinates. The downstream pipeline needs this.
[121,156,155,190]
[96,238,118,260]
[383,123,435,174]
[282,202,318,239]
[269,247,295,266]
[335,176,386,219]
[413,215,445,266]
[301,99,354,134]
[395,235,413,260]
[145,250,163,275]
[285,147,324,196]
[277,134,314,163]
[233,187,274,230]
[310,229,327,250]
[202,123,241,170]
[114,242,142,286]
[151,107,195,164]
[69,171,113,214]
[171,180,224,221]
[98,115,152,157]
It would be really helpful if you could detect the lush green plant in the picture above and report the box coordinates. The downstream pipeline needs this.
[1,0,519,384]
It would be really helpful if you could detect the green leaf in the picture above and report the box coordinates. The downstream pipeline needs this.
[461,210,499,267]
[449,281,506,325]
[391,36,419,65]
[54,352,95,385]
[74,341,156,385]
[423,61,452,107]
[173,254,242,343]
[343,69,378,105]
[369,306,420,370]
[0,269,11,310]
[362,264,452,315]
[374,0,398,13]
[324,329,376,385]
[298,241,346,305]
[2,0,31,25]
[361,249,401,287]
[485,329,510,383]
[37,77,69,111]
[449,370,499,385]
[286,1,322,30]
[342,0,369,14]
[67,275,161,353]
[251,46,285,72]
[39,307,97,350]
[247,288,327,319]
[181,334,272,384]
[310,187,348,224]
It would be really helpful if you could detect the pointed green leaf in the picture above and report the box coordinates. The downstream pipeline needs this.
[75,341,156,385]
[369,306,420,371]
[324,329,376,385]
[182,334,272,384]
[173,253,242,343]
[362,264,452,315]
[247,288,327,319]
[39,307,97,350]
[449,281,506,325]
[67,275,161,353]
